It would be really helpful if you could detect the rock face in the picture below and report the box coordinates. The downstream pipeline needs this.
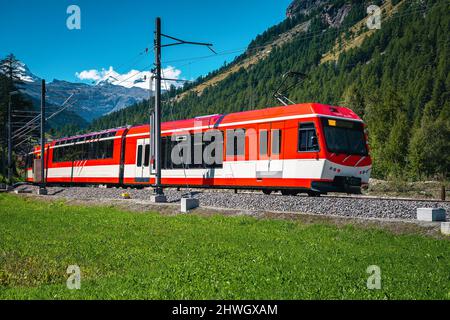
[323,3,352,28]
[286,0,352,29]
[286,0,325,18]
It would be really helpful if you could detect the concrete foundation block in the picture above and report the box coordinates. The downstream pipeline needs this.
[181,197,199,213]
[441,222,450,236]
[37,188,48,195]
[416,208,446,222]
[150,194,167,203]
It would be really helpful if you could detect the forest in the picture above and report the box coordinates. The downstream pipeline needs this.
[88,0,449,181]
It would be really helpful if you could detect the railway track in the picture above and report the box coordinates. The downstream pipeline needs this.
[10,185,450,221]
[235,190,450,203]
[320,194,449,203]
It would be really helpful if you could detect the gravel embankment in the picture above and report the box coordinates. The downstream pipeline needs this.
[12,185,450,221]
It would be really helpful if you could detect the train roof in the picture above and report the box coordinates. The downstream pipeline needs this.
[215,102,360,126]
[127,102,362,134]
[52,127,129,144]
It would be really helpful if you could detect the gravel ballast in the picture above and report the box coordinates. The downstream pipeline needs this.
[12,185,450,221]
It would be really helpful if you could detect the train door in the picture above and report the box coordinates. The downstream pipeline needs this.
[135,138,150,181]
[256,122,284,178]
[268,121,284,175]
[256,123,270,175]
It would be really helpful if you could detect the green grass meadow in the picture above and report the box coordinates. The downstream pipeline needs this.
[0,194,449,299]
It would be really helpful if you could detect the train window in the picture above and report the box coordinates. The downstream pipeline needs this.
[298,123,319,152]
[98,141,105,159]
[57,147,63,162]
[259,130,268,156]
[226,131,233,157]
[53,147,59,162]
[136,145,143,167]
[102,140,114,159]
[53,146,67,163]
[160,136,170,169]
[95,140,101,159]
[191,133,203,169]
[226,129,245,157]
[271,129,281,155]
[204,131,223,168]
[73,143,83,160]
[160,133,223,169]
[87,142,95,159]
[321,118,367,155]
[143,144,150,167]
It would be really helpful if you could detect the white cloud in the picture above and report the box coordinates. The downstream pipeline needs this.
[75,69,102,81]
[75,66,184,90]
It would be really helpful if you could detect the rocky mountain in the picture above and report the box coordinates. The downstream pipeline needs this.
[286,0,355,28]
[16,62,150,122]
[286,0,324,18]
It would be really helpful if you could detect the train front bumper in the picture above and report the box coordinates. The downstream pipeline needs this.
[311,176,362,194]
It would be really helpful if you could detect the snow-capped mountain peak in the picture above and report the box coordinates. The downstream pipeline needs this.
[75,66,151,90]
[15,61,40,83]
[13,60,150,122]
[93,67,152,90]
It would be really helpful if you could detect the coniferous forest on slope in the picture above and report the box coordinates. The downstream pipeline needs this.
[82,0,448,181]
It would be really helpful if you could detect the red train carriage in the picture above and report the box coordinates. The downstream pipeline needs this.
[26,103,372,195]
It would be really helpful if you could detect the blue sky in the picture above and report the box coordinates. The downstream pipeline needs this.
[0,0,292,85]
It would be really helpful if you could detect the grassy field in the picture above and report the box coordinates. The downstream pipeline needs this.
[0,194,449,300]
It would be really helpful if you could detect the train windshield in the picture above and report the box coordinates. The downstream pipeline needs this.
[321,118,368,156]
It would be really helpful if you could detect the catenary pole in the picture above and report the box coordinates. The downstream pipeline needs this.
[151,17,214,202]
[39,80,47,195]
[154,17,164,198]
[7,93,12,184]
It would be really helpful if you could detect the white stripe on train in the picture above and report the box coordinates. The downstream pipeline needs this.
[42,159,370,183]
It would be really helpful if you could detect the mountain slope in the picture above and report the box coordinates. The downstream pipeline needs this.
[90,0,449,180]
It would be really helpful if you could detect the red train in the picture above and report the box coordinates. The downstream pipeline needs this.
[26,103,372,195]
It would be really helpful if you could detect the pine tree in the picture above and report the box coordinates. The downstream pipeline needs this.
[0,54,34,181]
